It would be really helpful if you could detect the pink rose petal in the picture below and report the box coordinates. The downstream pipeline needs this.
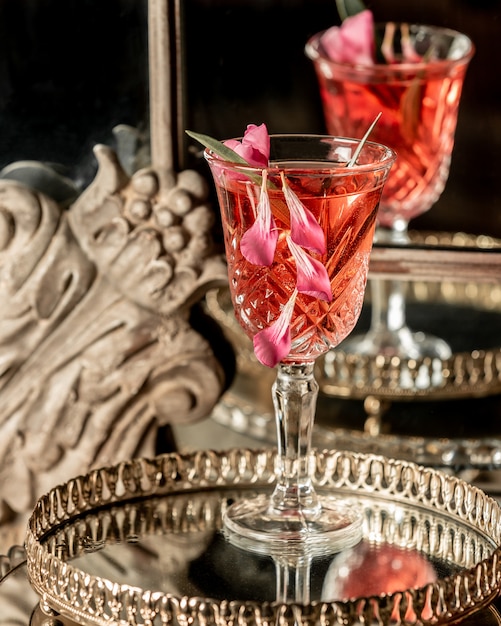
[287,236,332,302]
[253,291,297,368]
[321,10,375,65]
[224,123,270,167]
[400,23,422,63]
[241,123,270,165]
[380,21,397,64]
[281,174,326,255]
[241,172,278,266]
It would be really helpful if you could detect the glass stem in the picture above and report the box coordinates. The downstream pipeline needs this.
[270,362,320,516]
[275,555,312,604]
[371,220,411,337]
[370,278,408,334]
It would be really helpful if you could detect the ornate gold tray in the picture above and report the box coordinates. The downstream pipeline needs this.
[206,231,501,469]
[22,449,501,625]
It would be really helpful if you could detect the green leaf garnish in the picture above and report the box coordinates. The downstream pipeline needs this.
[186,128,268,191]
[185,130,249,165]
[335,0,367,21]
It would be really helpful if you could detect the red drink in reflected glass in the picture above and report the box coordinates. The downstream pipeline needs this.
[306,24,474,229]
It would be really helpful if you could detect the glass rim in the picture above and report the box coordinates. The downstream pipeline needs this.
[204,134,397,175]
[305,22,475,71]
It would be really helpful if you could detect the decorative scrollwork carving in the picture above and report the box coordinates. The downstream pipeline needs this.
[0,145,230,517]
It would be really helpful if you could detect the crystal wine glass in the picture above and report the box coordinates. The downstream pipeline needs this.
[306,23,474,359]
[204,134,395,549]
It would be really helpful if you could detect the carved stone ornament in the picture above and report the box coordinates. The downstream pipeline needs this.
[0,145,229,520]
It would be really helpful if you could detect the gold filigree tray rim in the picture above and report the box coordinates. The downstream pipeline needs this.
[3,557,501,625]
[211,394,501,470]
[25,448,501,626]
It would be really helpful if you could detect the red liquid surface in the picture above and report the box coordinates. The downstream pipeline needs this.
[215,170,385,362]
[314,66,468,228]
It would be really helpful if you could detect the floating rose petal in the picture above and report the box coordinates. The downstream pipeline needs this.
[320,10,375,65]
[281,173,326,255]
[286,236,332,302]
[400,23,423,62]
[241,171,278,266]
[253,290,297,368]
[224,123,270,167]
[380,21,397,64]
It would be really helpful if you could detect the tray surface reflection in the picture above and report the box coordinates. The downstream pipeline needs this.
[22,449,501,625]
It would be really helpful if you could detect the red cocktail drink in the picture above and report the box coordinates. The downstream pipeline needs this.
[213,152,387,360]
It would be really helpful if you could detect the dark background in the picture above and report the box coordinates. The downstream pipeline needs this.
[0,0,149,187]
[0,0,499,238]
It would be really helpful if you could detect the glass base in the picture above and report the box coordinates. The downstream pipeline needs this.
[223,493,363,556]
[341,327,452,361]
